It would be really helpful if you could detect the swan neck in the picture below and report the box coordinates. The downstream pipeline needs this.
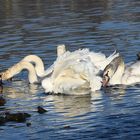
[109,61,125,85]
[22,55,45,77]
[1,61,38,83]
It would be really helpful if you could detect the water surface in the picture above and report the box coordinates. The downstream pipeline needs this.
[0,0,140,139]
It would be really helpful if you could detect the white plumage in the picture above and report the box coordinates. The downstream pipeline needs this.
[122,61,140,85]
[1,45,119,95]
[41,47,119,94]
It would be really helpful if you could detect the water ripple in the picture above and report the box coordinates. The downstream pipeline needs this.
[0,0,140,139]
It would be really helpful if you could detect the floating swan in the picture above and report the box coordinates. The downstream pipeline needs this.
[0,45,119,94]
[0,54,103,94]
[102,56,140,86]
[41,48,119,94]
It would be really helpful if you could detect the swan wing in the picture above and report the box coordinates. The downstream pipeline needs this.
[52,49,89,78]
[93,51,119,70]
[53,68,90,94]
[45,49,118,78]
[52,49,104,78]
[53,57,101,93]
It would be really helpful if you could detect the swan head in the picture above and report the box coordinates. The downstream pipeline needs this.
[102,56,124,87]
[0,61,38,84]
[0,69,15,81]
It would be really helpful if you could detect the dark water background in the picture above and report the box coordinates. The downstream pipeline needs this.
[0,0,140,139]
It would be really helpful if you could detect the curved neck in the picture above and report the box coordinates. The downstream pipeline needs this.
[1,61,38,83]
[21,45,66,78]
[22,55,45,77]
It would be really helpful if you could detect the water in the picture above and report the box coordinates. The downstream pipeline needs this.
[0,0,140,139]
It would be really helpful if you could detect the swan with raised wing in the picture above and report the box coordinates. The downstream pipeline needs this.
[41,48,118,94]
[0,53,103,94]
[102,56,140,86]
[0,45,119,94]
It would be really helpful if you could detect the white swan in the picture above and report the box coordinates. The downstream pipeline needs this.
[41,49,118,94]
[0,45,119,94]
[102,56,140,86]
[40,48,119,94]
[0,54,103,94]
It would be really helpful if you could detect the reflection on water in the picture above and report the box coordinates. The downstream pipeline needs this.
[3,83,40,99]
[0,0,140,139]
[48,95,92,118]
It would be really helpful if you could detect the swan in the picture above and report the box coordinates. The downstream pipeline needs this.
[40,48,119,94]
[102,56,140,86]
[0,45,119,94]
[0,55,103,94]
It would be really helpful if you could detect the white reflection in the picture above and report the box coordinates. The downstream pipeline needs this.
[48,95,91,117]
[2,80,40,99]
[44,91,103,118]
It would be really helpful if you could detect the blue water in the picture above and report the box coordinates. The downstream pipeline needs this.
[0,0,140,139]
